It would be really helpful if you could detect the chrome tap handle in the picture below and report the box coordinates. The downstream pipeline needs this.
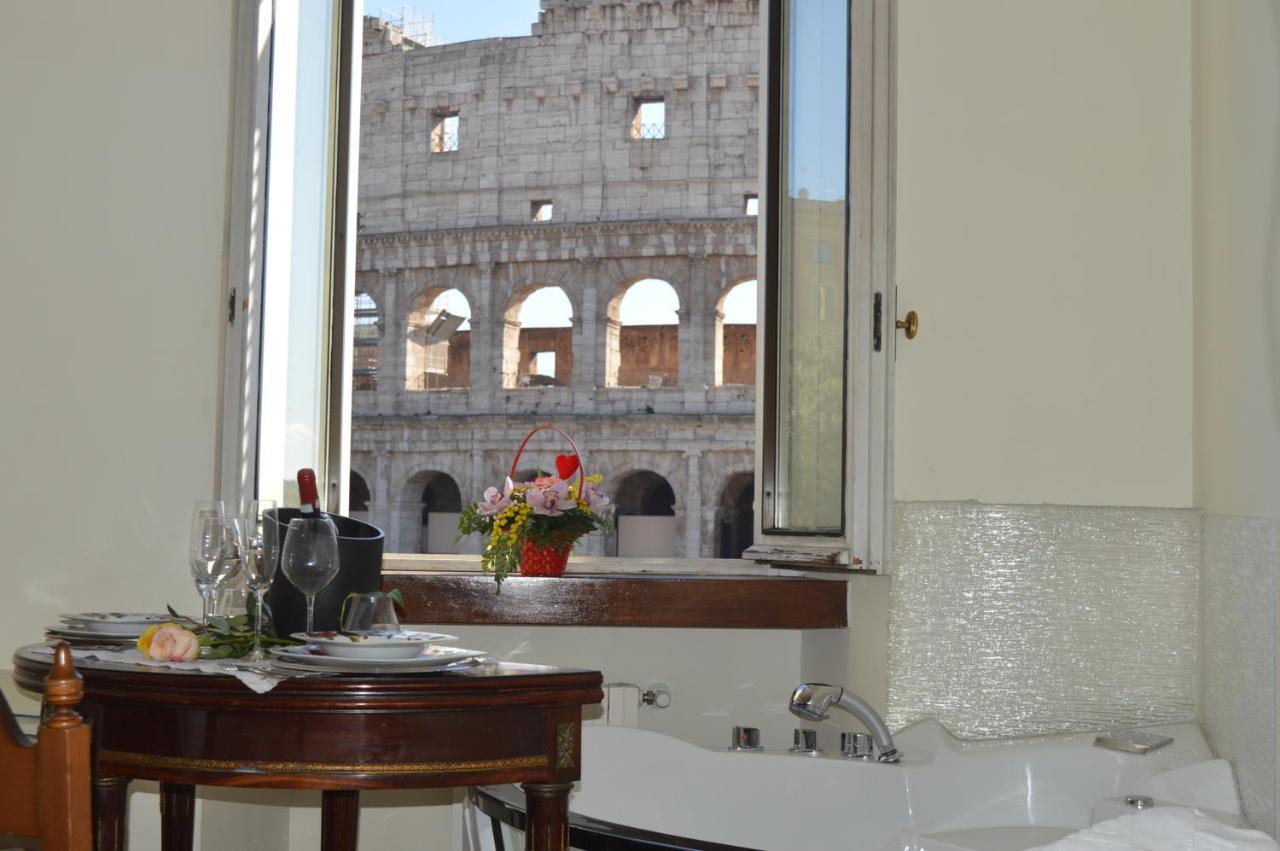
[730,726,762,751]
[841,732,873,759]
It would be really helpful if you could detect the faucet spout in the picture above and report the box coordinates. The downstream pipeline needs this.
[788,683,901,763]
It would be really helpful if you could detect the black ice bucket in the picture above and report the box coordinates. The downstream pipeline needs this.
[265,509,385,637]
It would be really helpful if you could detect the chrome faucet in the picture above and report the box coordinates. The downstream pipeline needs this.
[788,683,901,763]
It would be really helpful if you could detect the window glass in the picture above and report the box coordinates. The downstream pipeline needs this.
[258,0,339,506]
[769,0,849,533]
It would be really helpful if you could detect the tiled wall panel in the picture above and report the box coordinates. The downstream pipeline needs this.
[888,502,1200,739]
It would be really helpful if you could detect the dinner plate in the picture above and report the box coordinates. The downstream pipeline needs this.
[60,613,169,636]
[290,631,458,660]
[46,625,144,643]
[269,644,485,673]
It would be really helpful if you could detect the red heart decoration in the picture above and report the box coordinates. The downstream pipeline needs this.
[554,453,579,480]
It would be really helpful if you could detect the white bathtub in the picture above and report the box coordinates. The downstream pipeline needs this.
[468,720,1244,851]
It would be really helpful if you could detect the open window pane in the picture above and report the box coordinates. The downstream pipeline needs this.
[353,4,760,557]
[767,0,849,534]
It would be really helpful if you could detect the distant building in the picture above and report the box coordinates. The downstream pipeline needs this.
[351,0,759,558]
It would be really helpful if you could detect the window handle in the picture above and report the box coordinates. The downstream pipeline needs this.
[895,310,919,340]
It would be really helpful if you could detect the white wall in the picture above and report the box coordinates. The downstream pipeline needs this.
[894,0,1194,507]
[1192,0,1280,835]
[0,2,241,847]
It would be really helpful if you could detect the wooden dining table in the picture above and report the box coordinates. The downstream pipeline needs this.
[12,644,603,851]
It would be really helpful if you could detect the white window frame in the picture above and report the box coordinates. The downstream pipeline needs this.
[219,0,897,575]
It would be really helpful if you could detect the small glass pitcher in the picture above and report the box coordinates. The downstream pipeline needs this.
[340,592,400,634]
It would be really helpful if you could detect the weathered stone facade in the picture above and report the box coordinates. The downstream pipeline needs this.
[352,0,760,557]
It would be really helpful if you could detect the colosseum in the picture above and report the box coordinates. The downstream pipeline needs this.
[350,0,760,559]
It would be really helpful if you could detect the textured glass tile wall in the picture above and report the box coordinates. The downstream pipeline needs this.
[889,502,1200,739]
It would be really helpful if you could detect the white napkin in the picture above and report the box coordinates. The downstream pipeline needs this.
[31,646,295,694]
[1031,807,1279,851]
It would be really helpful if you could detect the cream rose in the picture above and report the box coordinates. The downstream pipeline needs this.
[146,626,200,662]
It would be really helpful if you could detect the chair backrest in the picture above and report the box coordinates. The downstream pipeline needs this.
[0,642,92,851]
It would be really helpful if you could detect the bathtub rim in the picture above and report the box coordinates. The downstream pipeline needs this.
[469,784,759,851]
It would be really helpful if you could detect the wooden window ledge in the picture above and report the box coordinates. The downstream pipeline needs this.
[385,571,848,629]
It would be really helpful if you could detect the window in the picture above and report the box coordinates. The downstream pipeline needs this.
[631,98,666,140]
[431,112,459,153]
[234,0,896,572]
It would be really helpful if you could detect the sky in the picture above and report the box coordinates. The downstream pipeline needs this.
[364,1,541,43]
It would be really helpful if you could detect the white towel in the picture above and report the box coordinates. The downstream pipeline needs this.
[1031,807,1278,851]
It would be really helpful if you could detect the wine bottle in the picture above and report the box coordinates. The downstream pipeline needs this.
[297,468,320,516]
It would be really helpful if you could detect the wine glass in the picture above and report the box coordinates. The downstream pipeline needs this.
[281,516,340,634]
[240,500,279,661]
[189,509,243,625]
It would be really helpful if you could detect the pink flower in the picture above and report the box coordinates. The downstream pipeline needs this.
[146,626,200,662]
[526,478,571,516]
[582,483,611,513]
[477,478,514,516]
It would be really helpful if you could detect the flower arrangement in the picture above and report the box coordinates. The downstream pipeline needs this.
[458,426,613,586]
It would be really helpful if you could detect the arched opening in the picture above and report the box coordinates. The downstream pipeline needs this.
[606,278,680,387]
[353,291,380,391]
[406,288,471,390]
[715,279,757,386]
[716,473,754,559]
[349,471,371,514]
[611,470,677,557]
[401,470,462,553]
[502,285,574,388]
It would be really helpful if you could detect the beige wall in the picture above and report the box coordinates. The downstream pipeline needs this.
[0,1,240,847]
[895,0,1194,507]
[0,3,234,667]
[1193,0,1280,519]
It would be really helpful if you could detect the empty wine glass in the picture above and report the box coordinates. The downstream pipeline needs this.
[189,508,242,625]
[240,500,279,661]
[281,516,340,634]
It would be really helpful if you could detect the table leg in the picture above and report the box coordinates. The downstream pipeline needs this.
[521,783,573,851]
[321,790,360,851]
[93,776,130,851]
[160,783,196,851]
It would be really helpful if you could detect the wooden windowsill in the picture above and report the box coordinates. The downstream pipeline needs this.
[384,570,849,629]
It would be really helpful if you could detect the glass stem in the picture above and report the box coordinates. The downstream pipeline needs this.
[305,595,316,633]
[253,589,265,657]
[201,589,214,625]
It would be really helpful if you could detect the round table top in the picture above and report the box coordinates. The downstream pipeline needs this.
[13,642,603,709]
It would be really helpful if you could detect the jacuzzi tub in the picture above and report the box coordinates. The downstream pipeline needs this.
[467,720,1244,851]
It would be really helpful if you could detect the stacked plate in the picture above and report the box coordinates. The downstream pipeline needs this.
[47,612,170,646]
[269,631,485,674]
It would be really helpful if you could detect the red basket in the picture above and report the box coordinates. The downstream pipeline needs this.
[507,425,586,578]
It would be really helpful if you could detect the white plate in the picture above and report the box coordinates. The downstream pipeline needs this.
[290,631,458,660]
[46,624,146,642]
[60,612,169,636]
[269,644,484,672]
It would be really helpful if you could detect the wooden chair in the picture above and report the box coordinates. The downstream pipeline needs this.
[0,643,92,851]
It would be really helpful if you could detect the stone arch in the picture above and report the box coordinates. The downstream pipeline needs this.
[400,469,463,553]
[715,471,754,558]
[714,277,757,386]
[610,469,677,557]
[502,283,574,388]
[349,470,372,514]
[352,290,380,391]
[406,287,472,390]
[604,277,682,387]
